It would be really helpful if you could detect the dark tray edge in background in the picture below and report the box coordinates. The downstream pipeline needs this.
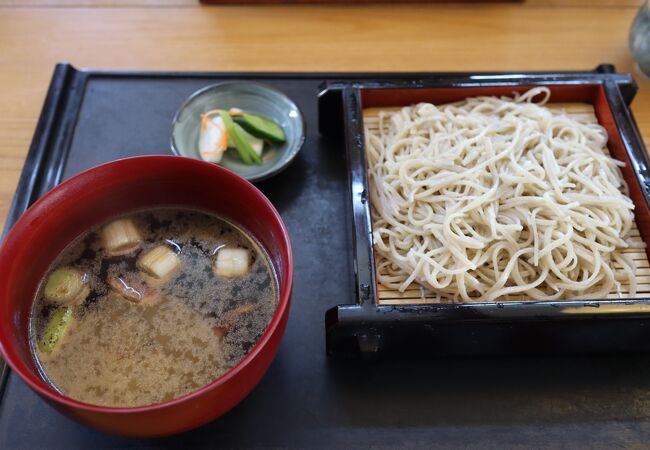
[13,63,633,232]
[7,63,638,234]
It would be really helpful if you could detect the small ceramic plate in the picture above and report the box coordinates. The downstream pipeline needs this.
[171,81,305,182]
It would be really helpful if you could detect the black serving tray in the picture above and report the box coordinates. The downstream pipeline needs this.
[4,64,650,448]
[321,65,650,359]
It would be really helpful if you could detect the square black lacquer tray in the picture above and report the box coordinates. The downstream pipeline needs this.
[3,63,650,448]
[320,65,650,360]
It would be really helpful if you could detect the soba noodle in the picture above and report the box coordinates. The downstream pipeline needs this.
[366,87,642,302]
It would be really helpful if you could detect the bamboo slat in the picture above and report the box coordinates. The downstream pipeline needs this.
[364,103,650,305]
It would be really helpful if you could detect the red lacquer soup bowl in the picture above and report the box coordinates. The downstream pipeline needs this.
[0,156,293,437]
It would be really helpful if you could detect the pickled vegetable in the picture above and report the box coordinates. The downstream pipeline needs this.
[233,113,286,143]
[240,127,264,156]
[219,111,263,165]
[198,115,228,163]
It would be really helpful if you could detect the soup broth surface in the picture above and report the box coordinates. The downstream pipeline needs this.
[30,208,277,407]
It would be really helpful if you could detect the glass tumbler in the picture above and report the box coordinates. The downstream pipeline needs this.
[630,0,650,77]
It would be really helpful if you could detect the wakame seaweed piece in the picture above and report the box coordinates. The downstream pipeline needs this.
[233,113,286,143]
[219,111,263,165]
[39,306,73,353]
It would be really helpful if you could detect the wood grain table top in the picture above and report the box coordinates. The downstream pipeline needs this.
[0,1,648,230]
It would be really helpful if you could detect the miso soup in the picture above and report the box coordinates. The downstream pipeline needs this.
[29,208,278,407]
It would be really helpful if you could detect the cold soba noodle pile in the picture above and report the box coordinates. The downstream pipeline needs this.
[366,87,643,302]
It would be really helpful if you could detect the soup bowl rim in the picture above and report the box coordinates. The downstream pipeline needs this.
[0,155,293,414]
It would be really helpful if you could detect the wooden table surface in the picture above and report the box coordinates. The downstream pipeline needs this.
[0,0,648,230]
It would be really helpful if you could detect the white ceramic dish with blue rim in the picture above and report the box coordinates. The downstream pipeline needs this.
[171,81,305,182]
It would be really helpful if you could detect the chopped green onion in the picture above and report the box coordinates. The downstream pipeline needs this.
[39,307,73,354]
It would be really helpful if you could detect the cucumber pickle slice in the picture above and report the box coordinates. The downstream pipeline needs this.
[234,113,286,144]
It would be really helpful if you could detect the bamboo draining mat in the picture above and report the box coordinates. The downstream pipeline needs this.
[363,103,650,305]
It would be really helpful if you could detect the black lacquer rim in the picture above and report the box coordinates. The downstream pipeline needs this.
[324,65,650,349]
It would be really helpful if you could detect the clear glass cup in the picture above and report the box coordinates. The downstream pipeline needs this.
[630,0,650,77]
